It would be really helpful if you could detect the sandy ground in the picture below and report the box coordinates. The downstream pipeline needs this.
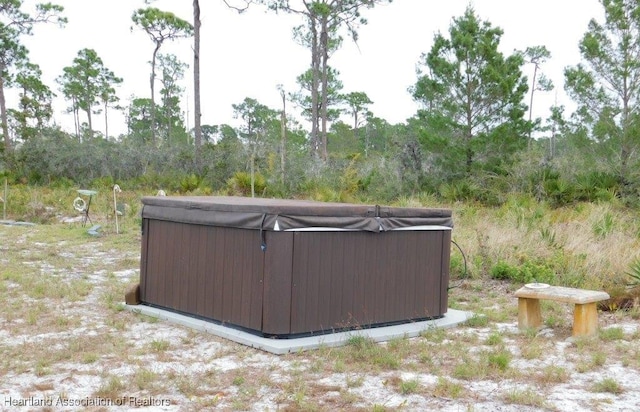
[1,224,640,411]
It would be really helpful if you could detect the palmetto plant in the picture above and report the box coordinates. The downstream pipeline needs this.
[627,258,640,287]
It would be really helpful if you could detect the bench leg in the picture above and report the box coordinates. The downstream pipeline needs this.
[518,298,542,330]
[573,302,599,336]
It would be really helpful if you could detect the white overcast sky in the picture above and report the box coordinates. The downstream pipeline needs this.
[14,0,604,137]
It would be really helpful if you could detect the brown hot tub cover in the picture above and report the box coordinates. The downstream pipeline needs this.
[141,196,453,232]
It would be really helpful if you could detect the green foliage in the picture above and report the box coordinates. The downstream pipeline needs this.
[439,180,480,203]
[575,171,619,201]
[0,0,66,152]
[9,62,54,141]
[449,251,467,279]
[526,167,581,207]
[539,226,559,248]
[599,327,624,341]
[179,174,202,193]
[412,6,529,175]
[57,48,122,138]
[292,67,344,124]
[592,212,615,239]
[626,258,640,287]
[465,314,488,327]
[592,377,624,394]
[131,7,194,38]
[433,377,464,399]
[490,260,556,284]
[226,171,266,196]
[487,349,511,371]
[564,0,640,194]
[398,379,419,394]
[503,388,547,408]
[543,176,576,207]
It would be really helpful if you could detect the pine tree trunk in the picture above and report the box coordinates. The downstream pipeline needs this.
[193,0,202,164]
[0,72,11,152]
[85,108,93,139]
[150,44,161,146]
[528,64,538,147]
[310,19,320,158]
[280,89,286,185]
[320,16,329,161]
[104,101,109,140]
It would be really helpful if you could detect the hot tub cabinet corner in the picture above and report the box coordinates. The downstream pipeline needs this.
[139,196,453,338]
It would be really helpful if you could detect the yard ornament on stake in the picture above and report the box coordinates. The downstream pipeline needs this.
[73,197,86,213]
[113,184,122,234]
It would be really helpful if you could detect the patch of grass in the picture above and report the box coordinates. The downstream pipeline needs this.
[592,377,623,394]
[503,388,548,408]
[94,376,125,400]
[576,350,607,373]
[279,375,315,411]
[176,375,205,398]
[399,379,420,395]
[520,339,544,360]
[133,368,160,391]
[487,349,511,372]
[592,351,607,367]
[386,375,420,395]
[432,377,464,399]
[333,359,345,372]
[452,356,486,380]
[465,314,488,327]
[485,331,503,346]
[26,307,40,326]
[341,335,401,370]
[345,374,364,388]
[600,327,625,341]
[572,335,600,351]
[593,212,615,239]
[195,394,223,409]
[34,358,51,376]
[482,307,512,322]
[536,365,570,385]
[149,339,170,353]
[420,326,447,343]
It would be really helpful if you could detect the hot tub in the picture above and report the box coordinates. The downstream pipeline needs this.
[139,196,453,337]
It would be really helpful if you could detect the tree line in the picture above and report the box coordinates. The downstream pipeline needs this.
[1,0,639,206]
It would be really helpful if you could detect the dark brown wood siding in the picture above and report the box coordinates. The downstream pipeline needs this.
[289,230,448,334]
[262,232,294,335]
[140,217,451,336]
[140,219,264,331]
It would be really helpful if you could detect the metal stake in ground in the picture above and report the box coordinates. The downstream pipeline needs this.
[113,184,122,234]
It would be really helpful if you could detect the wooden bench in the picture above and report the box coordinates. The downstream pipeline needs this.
[514,285,610,337]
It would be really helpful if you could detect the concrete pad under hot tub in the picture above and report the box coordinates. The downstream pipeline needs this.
[124,304,473,355]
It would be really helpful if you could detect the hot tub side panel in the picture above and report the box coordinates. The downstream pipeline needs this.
[289,230,450,335]
[140,219,264,331]
[440,229,452,315]
[261,232,294,336]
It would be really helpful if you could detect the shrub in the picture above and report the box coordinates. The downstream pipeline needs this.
[490,260,556,284]
[592,212,615,239]
[226,171,266,196]
[179,174,202,193]
[439,180,480,203]
[592,377,624,394]
[627,258,640,287]
[575,171,619,202]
